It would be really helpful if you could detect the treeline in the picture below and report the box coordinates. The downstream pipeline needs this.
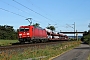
[81,30,90,44]
[0,25,18,40]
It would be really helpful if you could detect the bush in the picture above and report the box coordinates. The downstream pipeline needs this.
[81,31,90,44]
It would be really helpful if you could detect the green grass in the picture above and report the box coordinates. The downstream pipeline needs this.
[0,41,81,60]
[0,40,18,46]
[88,53,90,60]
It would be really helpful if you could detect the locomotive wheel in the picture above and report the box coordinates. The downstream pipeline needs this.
[20,41,25,44]
[40,39,46,43]
[29,40,33,44]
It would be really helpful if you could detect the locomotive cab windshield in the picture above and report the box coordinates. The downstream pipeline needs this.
[19,28,29,32]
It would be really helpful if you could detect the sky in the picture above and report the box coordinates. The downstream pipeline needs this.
[0,0,90,35]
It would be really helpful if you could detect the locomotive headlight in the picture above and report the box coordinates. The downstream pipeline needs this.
[27,33,29,35]
[19,34,22,36]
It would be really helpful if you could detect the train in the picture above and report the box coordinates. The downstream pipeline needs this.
[18,25,68,43]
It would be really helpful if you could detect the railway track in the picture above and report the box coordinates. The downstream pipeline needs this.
[0,41,69,51]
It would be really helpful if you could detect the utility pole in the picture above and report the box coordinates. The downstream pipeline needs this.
[74,22,75,40]
[26,18,32,25]
[72,22,75,40]
[76,30,78,41]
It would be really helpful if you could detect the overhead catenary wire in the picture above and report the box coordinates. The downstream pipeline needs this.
[27,0,60,25]
[0,0,60,28]
[66,24,74,29]
[12,0,57,23]
[0,8,27,18]
[26,0,49,16]
[0,0,58,26]
[0,8,42,24]
[26,0,55,23]
[0,0,68,32]
[0,0,42,23]
[0,0,32,16]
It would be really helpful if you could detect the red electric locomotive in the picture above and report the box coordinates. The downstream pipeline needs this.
[18,25,69,43]
[18,25,48,43]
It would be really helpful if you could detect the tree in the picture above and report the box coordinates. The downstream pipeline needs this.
[46,26,55,31]
[32,23,40,28]
[0,25,18,40]
[83,31,88,36]
[81,23,90,44]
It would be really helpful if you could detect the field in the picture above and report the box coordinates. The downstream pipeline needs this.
[0,41,81,60]
[0,40,18,46]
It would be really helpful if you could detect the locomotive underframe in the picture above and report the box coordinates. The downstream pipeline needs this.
[19,37,48,43]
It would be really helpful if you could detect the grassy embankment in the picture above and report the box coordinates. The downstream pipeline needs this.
[0,41,81,60]
[88,44,90,60]
[0,40,18,46]
[88,54,90,60]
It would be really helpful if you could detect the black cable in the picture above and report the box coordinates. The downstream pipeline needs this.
[0,8,27,18]
[12,0,56,22]
[0,0,43,24]
[27,0,49,16]
[0,0,33,16]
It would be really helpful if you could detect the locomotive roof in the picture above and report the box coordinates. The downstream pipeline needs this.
[20,25,45,30]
